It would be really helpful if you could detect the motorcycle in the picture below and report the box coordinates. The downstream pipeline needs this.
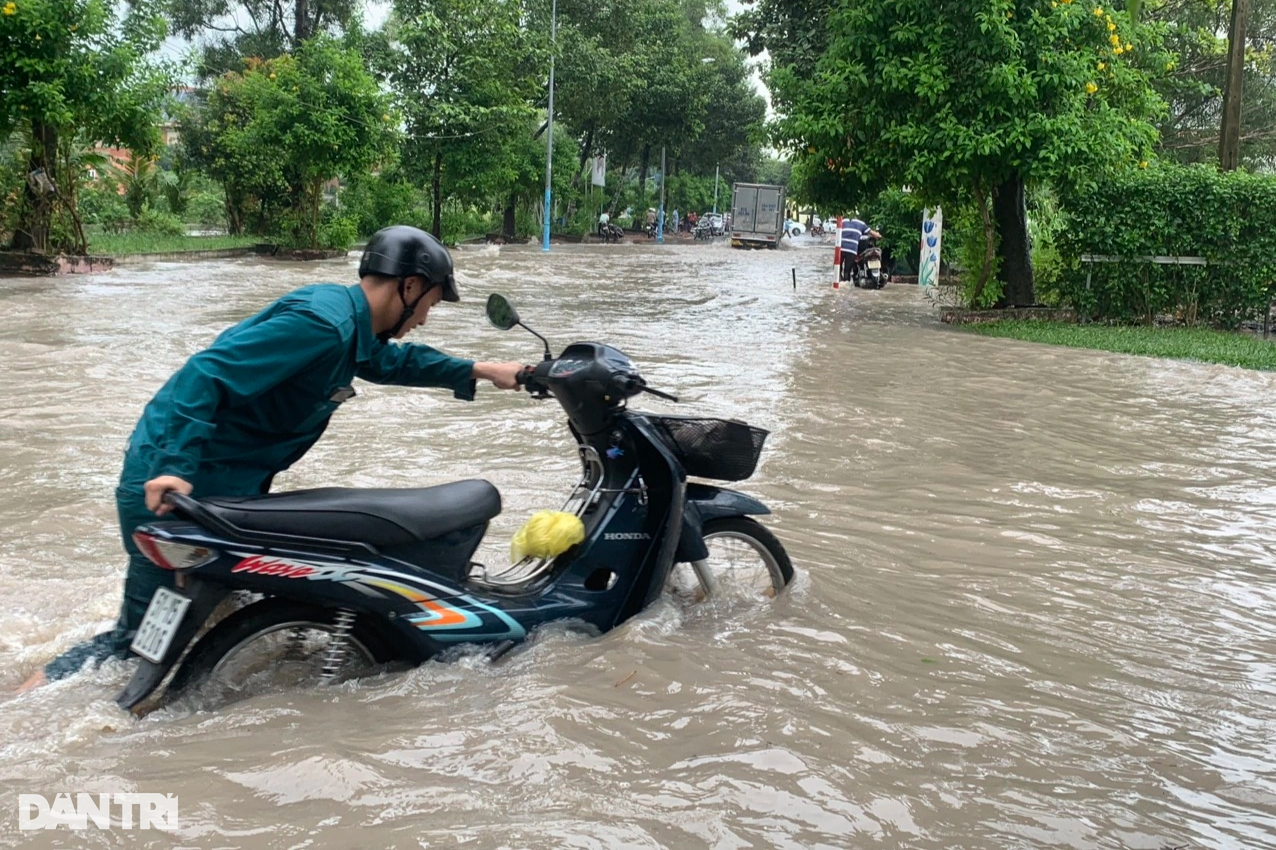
[599,222,625,243]
[853,234,887,289]
[115,294,793,712]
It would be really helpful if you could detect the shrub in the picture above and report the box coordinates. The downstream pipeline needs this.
[1055,165,1276,327]
[319,214,357,250]
[136,205,185,236]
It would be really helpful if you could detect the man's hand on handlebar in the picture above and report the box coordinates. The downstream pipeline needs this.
[144,475,194,515]
[472,361,527,391]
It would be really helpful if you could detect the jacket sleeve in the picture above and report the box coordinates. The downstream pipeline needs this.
[356,341,476,400]
[148,310,342,480]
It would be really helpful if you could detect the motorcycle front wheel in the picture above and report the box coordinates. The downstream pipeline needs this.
[166,599,396,706]
[668,517,794,604]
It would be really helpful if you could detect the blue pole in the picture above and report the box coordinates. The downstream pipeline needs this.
[657,146,665,244]
[542,0,557,252]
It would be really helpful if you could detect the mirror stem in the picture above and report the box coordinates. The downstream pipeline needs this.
[517,321,553,360]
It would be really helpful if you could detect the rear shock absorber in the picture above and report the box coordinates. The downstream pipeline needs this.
[320,608,357,684]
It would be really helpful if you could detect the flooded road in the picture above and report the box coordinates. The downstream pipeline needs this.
[1,240,1274,849]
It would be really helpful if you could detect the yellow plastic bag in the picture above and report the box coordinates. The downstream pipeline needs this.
[510,510,586,562]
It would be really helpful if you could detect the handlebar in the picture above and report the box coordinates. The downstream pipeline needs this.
[516,359,678,403]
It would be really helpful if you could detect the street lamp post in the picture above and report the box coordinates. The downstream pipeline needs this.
[657,146,666,243]
[542,0,557,253]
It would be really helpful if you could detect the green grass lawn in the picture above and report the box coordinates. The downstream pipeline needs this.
[962,320,1276,371]
[89,233,263,256]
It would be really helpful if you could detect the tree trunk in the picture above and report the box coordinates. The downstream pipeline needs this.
[224,188,243,235]
[572,125,595,192]
[12,121,58,253]
[994,176,1035,307]
[969,185,997,307]
[294,0,311,46]
[431,149,443,239]
[503,192,516,241]
[1219,0,1249,171]
[609,156,629,216]
[638,144,650,194]
[311,178,322,248]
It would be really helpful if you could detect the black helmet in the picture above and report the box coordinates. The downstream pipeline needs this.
[359,225,459,302]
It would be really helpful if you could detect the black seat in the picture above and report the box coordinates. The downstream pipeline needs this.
[199,480,501,547]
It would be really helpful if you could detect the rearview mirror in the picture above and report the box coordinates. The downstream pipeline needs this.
[485,293,520,331]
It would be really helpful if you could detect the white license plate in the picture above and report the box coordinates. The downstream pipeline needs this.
[868,259,882,269]
[130,587,191,663]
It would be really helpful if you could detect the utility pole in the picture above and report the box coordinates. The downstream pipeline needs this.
[713,164,719,215]
[542,0,557,250]
[1219,0,1249,171]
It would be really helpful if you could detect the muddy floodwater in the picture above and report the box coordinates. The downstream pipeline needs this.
[1,239,1274,849]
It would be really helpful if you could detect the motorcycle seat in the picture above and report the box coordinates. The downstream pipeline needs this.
[199,480,502,546]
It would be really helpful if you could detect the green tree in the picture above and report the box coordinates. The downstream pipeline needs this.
[0,0,170,253]
[1149,0,1276,167]
[390,0,542,238]
[182,38,394,246]
[756,0,1166,306]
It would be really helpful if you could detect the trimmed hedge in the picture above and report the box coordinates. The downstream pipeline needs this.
[1053,165,1276,327]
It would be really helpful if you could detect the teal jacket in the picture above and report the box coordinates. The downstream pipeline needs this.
[122,283,475,494]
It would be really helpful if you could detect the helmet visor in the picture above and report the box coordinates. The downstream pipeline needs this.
[441,273,459,303]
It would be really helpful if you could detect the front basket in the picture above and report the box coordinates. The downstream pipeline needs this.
[647,416,768,481]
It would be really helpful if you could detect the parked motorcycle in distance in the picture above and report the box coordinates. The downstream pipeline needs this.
[115,294,793,712]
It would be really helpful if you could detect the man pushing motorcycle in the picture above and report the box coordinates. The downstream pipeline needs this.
[17,225,525,692]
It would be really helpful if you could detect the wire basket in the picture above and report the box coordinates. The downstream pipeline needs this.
[647,415,769,481]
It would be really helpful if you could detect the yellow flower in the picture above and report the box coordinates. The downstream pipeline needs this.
[382,113,390,121]
[1097,61,1107,70]
[1110,33,1120,46]
[1085,81,1098,94]
[1139,160,1149,168]
[1165,61,1175,70]
[1094,6,1103,14]
[1124,42,1132,51]
[1108,20,1116,30]
[268,72,276,80]
[1114,45,1124,54]
[1062,0,1072,4]
[1,2,15,15]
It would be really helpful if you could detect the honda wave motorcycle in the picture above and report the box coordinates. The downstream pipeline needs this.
[853,234,887,289]
[116,294,793,712]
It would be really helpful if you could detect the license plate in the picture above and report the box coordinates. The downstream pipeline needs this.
[130,587,191,663]
[868,259,882,269]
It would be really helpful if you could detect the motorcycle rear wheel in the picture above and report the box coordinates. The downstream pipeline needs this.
[668,517,794,604]
[166,599,396,705]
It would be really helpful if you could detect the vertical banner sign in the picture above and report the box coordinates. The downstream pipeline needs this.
[918,207,943,289]
[591,155,606,187]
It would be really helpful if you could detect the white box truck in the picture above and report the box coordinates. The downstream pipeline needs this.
[729,183,786,249]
